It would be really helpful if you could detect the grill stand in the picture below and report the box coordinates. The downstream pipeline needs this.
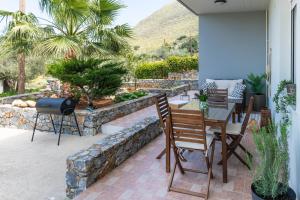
[31,111,82,146]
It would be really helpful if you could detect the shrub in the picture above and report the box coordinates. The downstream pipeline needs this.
[135,61,169,79]
[134,56,198,79]
[47,58,127,108]
[114,91,148,103]
[166,56,198,72]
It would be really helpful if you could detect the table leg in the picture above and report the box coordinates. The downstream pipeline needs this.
[166,127,171,173]
[221,123,228,183]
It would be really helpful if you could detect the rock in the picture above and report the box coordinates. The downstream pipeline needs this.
[12,99,28,108]
[25,100,36,108]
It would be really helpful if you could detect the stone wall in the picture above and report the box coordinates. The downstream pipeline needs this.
[0,92,46,104]
[146,84,190,97]
[122,79,198,90]
[66,117,161,199]
[0,94,157,136]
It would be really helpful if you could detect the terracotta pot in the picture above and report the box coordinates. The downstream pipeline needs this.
[260,107,272,128]
[253,94,266,112]
[251,183,296,200]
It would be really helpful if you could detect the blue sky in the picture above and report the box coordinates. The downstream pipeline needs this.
[0,0,173,27]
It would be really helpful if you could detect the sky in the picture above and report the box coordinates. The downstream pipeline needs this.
[0,0,173,27]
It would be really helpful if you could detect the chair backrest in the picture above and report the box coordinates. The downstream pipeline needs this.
[240,96,254,135]
[155,93,170,130]
[207,88,228,108]
[167,108,208,151]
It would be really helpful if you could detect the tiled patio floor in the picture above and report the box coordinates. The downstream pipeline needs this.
[76,96,258,200]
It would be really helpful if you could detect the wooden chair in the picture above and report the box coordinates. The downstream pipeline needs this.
[167,108,215,199]
[207,88,228,108]
[210,97,254,169]
[155,93,170,159]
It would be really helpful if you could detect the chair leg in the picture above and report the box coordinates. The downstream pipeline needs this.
[233,151,251,169]
[156,148,166,159]
[168,161,177,191]
[172,146,184,174]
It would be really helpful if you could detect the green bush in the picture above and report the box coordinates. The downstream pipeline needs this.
[135,56,198,79]
[114,91,148,103]
[48,58,127,108]
[166,56,198,72]
[135,61,169,79]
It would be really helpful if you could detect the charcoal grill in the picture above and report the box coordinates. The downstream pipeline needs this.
[31,98,81,145]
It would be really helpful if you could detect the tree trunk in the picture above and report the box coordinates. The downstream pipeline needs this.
[17,52,26,94]
[19,0,26,12]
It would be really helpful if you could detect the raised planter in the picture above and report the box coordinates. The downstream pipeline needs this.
[0,93,157,136]
[145,84,191,97]
[66,116,161,199]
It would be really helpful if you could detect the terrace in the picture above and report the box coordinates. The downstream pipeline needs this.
[0,0,299,200]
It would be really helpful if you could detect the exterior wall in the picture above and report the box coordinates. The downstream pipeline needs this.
[198,11,266,82]
[268,0,300,196]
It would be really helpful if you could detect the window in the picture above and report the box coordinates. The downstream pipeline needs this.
[291,6,297,83]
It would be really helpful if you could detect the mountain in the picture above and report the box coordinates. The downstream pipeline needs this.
[130,1,198,53]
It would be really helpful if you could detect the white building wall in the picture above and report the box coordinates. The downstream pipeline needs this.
[268,0,300,197]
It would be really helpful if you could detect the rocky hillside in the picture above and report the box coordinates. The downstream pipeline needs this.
[130,1,198,53]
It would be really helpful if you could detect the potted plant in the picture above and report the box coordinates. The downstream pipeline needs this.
[246,73,267,111]
[251,123,296,200]
[195,89,208,115]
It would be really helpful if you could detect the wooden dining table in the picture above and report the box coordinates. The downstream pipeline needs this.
[165,101,236,183]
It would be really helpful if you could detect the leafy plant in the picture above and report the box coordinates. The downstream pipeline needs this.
[273,80,296,114]
[37,0,133,57]
[114,91,148,103]
[166,56,198,72]
[195,90,207,102]
[246,73,266,94]
[47,58,127,108]
[252,122,289,199]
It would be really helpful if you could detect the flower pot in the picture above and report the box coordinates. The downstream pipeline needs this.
[251,183,296,200]
[286,84,296,96]
[253,94,266,112]
[199,101,209,116]
[260,107,272,129]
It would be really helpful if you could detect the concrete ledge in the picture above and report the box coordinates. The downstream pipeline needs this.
[65,116,161,199]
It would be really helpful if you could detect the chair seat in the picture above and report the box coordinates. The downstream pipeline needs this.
[175,134,214,151]
[209,123,242,135]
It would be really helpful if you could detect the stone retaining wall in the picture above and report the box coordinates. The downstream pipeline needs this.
[66,117,161,199]
[0,94,157,136]
[146,84,191,97]
[122,79,198,90]
[0,92,46,104]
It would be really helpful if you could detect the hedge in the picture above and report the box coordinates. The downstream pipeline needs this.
[166,56,198,72]
[135,61,169,79]
[135,56,198,79]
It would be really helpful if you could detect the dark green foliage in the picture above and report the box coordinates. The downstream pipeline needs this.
[252,123,289,199]
[273,80,296,113]
[195,90,207,102]
[135,55,198,79]
[166,56,198,72]
[114,90,148,103]
[135,61,169,79]
[246,73,266,94]
[47,58,126,107]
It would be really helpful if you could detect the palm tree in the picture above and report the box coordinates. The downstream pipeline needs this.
[0,10,42,94]
[37,0,133,58]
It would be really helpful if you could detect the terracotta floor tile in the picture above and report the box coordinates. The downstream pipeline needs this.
[77,91,257,200]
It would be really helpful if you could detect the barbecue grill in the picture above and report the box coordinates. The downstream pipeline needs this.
[31,98,81,145]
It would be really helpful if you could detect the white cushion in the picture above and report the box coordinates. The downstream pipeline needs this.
[209,123,242,135]
[175,134,214,150]
[206,79,243,95]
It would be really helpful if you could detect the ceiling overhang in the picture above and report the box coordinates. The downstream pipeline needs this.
[177,0,270,16]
